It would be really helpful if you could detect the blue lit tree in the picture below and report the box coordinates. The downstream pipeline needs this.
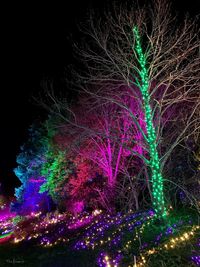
[11,120,55,214]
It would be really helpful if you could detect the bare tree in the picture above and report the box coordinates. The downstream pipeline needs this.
[52,93,150,211]
[70,0,200,218]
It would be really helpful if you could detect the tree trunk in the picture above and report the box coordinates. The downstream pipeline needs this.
[133,26,166,218]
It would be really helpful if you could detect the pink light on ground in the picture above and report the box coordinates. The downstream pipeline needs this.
[68,210,102,230]
[0,206,16,222]
[68,216,93,230]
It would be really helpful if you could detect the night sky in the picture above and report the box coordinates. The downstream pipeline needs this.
[1,1,200,196]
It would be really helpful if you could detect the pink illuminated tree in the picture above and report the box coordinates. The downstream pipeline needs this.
[52,91,149,211]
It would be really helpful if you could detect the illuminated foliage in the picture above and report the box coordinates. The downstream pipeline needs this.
[65,155,106,213]
[54,95,149,212]
[39,150,70,204]
[12,121,55,214]
[13,124,50,201]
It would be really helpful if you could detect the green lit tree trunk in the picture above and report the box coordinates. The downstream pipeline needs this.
[133,26,166,218]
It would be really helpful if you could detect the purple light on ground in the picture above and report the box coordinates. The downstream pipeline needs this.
[68,215,93,230]
[191,256,200,266]
[74,210,152,250]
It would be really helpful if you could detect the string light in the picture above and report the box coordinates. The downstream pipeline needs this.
[74,210,154,250]
[137,225,200,266]
[97,252,122,267]
[0,207,198,266]
[133,26,166,218]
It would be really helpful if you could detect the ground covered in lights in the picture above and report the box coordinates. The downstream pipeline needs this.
[0,207,199,267]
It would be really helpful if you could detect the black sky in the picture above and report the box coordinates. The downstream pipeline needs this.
[1,0,200,196]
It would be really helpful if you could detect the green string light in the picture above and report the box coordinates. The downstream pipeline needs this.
[133,26,166,218]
